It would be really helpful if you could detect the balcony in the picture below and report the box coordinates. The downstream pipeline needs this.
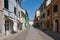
[2,8,19,20]
[3,8,9,16]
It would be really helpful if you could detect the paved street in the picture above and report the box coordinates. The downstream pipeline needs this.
[37,28,60,40]
[0,27,54,40]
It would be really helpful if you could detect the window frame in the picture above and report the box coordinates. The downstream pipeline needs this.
[14,7,16,15]
[47,10,50,16]
[4,0,9,9]
[54,5,58,12]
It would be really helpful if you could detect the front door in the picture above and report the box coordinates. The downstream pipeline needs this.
[55,20,58,32]
[5,20,9,35]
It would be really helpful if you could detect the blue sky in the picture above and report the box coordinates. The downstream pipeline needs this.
[21,0,44,20]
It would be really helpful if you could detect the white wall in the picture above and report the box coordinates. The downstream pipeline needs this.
[46,0,51,6]
[29,21,33,26]
[36,10,40,17]
[13,21,17,32]
[2,0,21,34]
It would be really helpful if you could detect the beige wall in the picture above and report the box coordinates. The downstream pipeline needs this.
[0,11,3,35]
[0,0,2,10]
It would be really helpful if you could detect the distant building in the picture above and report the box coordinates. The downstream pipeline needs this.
[39,0,46,29]
[33,9,40,28]
[29,20,33,26]
[36,10,40,17]
[20,8,29,29]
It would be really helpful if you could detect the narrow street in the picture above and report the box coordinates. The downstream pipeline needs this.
[0,0,60,40]
[0,27,54,40]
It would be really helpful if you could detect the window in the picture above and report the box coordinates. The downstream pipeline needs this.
[15,0,19,2]
[40,15,43,19]
[43,13,45,18]
[4,0,9,9]
[47,10,50,16]
[44,4,46,9]
[19,12,20,17]
[47,21,50,28]
[54,5,58,12]
[41,7,43,12]
[5,20,9,31]
[14,7,16,15]
[15,0,17,2]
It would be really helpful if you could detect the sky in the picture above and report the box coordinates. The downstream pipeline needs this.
[21,0,44,20]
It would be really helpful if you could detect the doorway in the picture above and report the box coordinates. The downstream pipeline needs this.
[5,20,9,35]
[55,20,58,32]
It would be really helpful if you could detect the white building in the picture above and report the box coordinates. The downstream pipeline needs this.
[0,0,21,36]
[46,0,52,6]
[20,8,26,30]
[29,20,33,26]
[36,10,40,17]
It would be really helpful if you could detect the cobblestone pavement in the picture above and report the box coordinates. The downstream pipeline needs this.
[0,27,54,40]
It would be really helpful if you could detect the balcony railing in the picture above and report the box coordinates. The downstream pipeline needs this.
[2,8,20,21]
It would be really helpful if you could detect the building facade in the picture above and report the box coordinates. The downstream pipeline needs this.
[39,0,46,29]
[40,0,60,33]
[25,11,29,27]
[0,0,21,36]
[46,0,60,33]
[20,8,29,30]
[29,20,33,26]
[33,10,40,28]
